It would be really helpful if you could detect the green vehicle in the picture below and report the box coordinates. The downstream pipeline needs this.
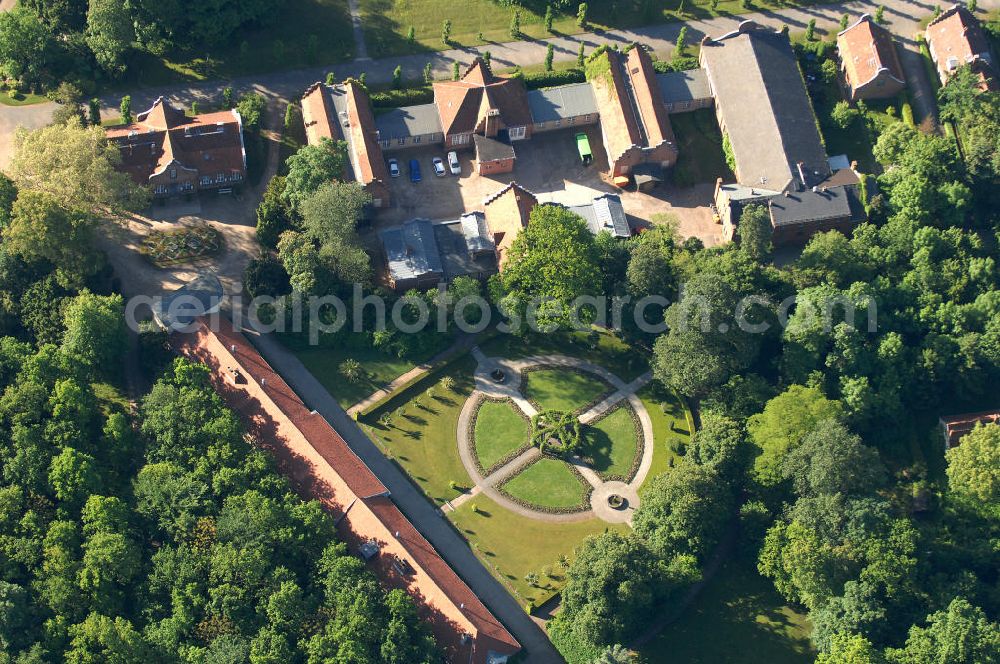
[575,132,593,165]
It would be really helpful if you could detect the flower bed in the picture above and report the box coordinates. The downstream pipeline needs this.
[140,224,222,266]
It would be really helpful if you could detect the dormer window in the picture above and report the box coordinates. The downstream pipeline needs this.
[170,168,177,179]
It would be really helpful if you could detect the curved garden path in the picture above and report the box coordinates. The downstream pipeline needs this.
[454,348,654,525]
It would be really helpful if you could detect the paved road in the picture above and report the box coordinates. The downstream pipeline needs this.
[245,325,565,664]
[85,0,997,116]
[2,0,993,157]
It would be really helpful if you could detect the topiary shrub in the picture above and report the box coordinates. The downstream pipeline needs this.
[530,409,582,457]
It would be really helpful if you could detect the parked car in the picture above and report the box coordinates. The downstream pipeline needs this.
[447,151,461,175]
[409,159,421,183]
[387,158,400,178]
[432,157,447,177]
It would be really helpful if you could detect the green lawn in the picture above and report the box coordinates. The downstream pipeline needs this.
[360,0,830,59]
[638,557,814,664]
[580,406,639,480]
[0,89,49,106]
[639,385,691,485]
[363,356,478,504]
[474,399,530,472]
[500,458,589,511]
[450,494,622,606]
[670,109,735,187]
[523,367,610,414]
[118,0,354,88]
[288,338,436,409]
[480,328,648,382]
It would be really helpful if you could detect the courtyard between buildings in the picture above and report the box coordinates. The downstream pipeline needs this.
[370,124,722,246]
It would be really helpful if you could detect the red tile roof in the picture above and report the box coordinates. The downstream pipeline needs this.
[173,318,520,664]
[590,47,676,164]
[483,182,537,268]
[939,410,1000,449]
[925,4,997,89]
[837,15,906,92]
[106,98,246,187]
[433,59,533,137]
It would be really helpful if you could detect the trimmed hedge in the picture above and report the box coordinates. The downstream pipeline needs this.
[652,55,699,74]
[370,86,434,109]
[519,68,586,90]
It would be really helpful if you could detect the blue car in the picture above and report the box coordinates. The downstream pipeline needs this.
[409,159,422,183]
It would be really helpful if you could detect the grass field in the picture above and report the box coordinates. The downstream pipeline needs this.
[119,0,354,87]
[450,494,622,605]
[479,328,648,382]
[0,89,50,106]
[581,406,639,479]
[670,109,734,186]
[288,338,438,408]
[501,457,589,510]
[638,384,691,484]
[360,0,829,59]
[638,557,814,664]
[363,356,478,504]
[523,367,610,414]
[474,399,530,471]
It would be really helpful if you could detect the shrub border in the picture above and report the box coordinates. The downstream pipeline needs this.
[581,401,643,483]
[467,395,532,477]
[496,457,593,514]
[520,365,615,416]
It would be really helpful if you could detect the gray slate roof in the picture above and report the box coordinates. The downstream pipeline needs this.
[474,134,516,162]
[153,273,224,331]
[380,218,443,283]
[768,184,864,227]
[460,211,495,253]
[526,83,599,123]
[434,220,498,279]
[701,25,831,191]
[567,194,631,238]
[657,69,713,104]
[374,103,443,140]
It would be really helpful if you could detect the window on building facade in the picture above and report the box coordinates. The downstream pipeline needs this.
[414,136,421,144]
[170,168,177,179]
[509,126,526,140]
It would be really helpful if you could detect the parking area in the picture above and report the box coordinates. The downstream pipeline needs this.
[374,126,723,246]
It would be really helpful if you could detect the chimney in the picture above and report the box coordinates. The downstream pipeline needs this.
[796,161,809,189]
[484,109,501,138]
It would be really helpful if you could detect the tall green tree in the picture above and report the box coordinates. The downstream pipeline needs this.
[945,423,999,505]
[282,138,347,210]
[9,120,149,214]
[490,204,602,332]
[85,0,134,75]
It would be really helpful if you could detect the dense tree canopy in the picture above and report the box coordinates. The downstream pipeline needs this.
[490,204,602,332]
[9,120,149,215]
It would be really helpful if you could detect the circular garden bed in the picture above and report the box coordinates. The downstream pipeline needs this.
[140,224,222,266]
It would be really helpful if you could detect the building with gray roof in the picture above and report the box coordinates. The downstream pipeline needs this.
[380,219,444,289]
[527,83,600,132]
[374,103,444,150]
[657,69,713,113]
[700,21,831,192]
[380,215,499,290]
[567,194,632,238]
